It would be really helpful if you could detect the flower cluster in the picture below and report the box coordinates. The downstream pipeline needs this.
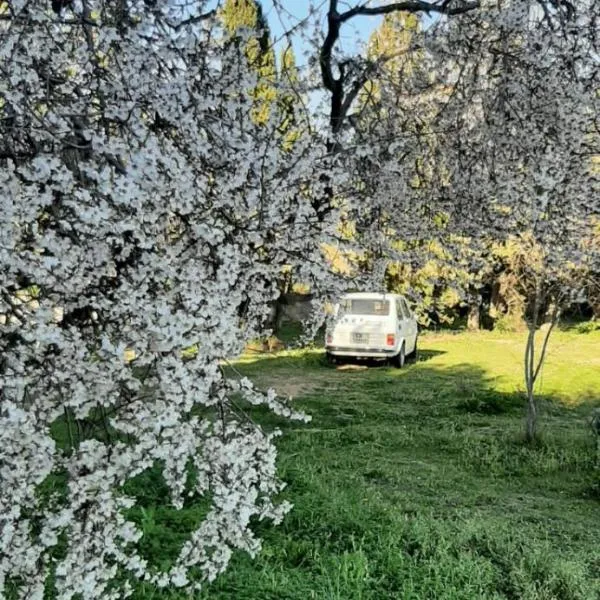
[0,2,348,597]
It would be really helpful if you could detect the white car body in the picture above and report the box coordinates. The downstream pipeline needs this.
[325,292,418,365]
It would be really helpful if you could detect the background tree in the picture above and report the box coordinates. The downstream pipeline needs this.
[312,0,598,336]
[314,0,598,439]
[432,0,599,440]
[221,0,277,124]
[221,0,302,135]
[318,0,479,138]
[221,0,309,333]
[356,10,484,327]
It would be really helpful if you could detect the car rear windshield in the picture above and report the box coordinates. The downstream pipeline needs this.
[340,299,390,316]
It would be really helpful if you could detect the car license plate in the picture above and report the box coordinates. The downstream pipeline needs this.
[352,332,369,344]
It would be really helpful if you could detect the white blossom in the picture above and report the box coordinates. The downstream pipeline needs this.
[0,2,351,596]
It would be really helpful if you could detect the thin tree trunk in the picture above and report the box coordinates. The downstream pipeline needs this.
[467,302,480,330]
[526,393,537,442]
[523,283,560,443]
[524,323,537,442]
[524,279,542,443]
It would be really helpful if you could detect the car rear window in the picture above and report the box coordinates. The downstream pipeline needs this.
[341,299,390,316]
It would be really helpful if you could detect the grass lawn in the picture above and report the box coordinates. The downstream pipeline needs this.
[131,329,600,599]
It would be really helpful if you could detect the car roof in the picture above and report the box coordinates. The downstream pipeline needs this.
[342,292,403,301]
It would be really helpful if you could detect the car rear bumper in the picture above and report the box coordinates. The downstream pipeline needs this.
[326,346,397,358]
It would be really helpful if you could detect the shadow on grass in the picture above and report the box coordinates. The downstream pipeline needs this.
[124,348,600,599]
[329,348,446,368]
[231,350,600,511]
[230,347,599,437]
[239,347,445,369]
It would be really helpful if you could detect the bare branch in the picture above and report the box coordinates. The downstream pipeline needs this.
[339,0,480,22]
[320,0,341,95]
[532,302,560,383]
[165,9,216,30]
[320,0,480,136]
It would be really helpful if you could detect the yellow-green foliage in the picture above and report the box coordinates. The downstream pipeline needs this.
[221,0,277,124]
[278,46,301,146]
[386,238,478,326]
[359,12,422,117]
[221,0,258,33]
[359,11,452,191]
[221,0,301,134]
[363,11,431,108]
[489,234,553,320]
[367,12,420,78]
[321,243,355,276]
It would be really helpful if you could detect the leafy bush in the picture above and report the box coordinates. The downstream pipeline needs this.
[575,320,600,334]
[493,312,527,333]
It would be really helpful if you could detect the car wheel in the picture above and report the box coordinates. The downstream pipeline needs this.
[326,352,337,366]
[407,336,418,362]
[392,343,405,369]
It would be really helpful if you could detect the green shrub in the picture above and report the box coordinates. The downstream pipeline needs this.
[494,312,527,333]
[575,320,600,334]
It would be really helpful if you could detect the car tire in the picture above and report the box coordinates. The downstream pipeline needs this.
[407,337,418,362]
[392,343,405,369]
[326,352,337,366]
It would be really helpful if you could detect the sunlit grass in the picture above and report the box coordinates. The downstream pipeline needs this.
[125,327,600,599]
[419,329,600,404]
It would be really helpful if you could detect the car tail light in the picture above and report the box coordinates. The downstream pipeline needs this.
[386,334,395,346]
[326,334,333,344]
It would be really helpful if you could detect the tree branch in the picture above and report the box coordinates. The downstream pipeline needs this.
[320,0,480,136]
[339,0,480,22]
[165,10,216,30]
[320,0,341,95]
[532,299,560,383]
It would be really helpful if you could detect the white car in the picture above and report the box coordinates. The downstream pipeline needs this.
[325,292,418,367]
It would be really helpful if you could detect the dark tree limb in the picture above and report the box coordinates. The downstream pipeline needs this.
[320,0,480,136]
[339,0,480,21]
[165,9,216,30]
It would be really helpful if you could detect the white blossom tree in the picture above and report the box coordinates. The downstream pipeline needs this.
[310,0,598,439]
[2,0,598,597]
[427,0,600,440]
[0,1,351,597]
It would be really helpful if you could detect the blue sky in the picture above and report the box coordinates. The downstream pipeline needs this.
[259,1,384,63]
[204,1,424,118]
[201,1,384,66]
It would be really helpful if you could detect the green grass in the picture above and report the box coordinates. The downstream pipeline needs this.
[116,330,600,597]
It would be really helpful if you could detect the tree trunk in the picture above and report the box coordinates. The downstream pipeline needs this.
[467,302,480,330]
[489,279,501,318]
[526,387,537,442]
[523,285,558,444]
[524,323,537,443]
[272,295,286,334]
